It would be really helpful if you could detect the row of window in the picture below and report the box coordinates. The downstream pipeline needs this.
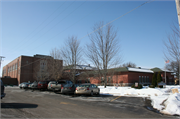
[139,76,150,83]
[7,61,21,73]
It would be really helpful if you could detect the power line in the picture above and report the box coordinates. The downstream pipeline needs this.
[5,0,77,55]
[23,1,109,54]
[5,0,67,54]
[2,1,107,71]
[79,0,154,41]
[24,0,154,54]
[4,0,154,70]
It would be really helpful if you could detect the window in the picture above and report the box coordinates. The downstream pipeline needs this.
[139,76,141,83]
[15,63,17,70]
[142,76,144,83]
[147,76,149,83]
[13,65,15,71]
[145,76,146,83]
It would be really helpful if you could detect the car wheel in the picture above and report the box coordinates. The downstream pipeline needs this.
[96,92,99,95]
[90,91,93,96]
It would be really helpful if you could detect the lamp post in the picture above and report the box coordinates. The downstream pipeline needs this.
[0,56,5,77]
[175,0,180,85]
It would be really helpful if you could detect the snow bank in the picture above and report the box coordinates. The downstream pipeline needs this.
[99,85,180,116]
[160,93,180,115]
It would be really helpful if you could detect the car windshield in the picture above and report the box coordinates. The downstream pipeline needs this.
[39,82,46,84]
[50,81,56,84]
[79,85,90,87]
[58,81,66,84]
[64,84,73,87]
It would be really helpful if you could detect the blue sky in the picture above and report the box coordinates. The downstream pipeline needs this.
[0,0,179,76]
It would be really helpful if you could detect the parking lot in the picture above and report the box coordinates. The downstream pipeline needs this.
[1,87,175,118]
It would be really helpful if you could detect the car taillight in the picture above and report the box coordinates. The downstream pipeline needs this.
[61,87,63,89]
[51,84,52,87]
[61,84,63,87]
[69,87,72,89]
[87,87,89,90]
[76,88,77,90]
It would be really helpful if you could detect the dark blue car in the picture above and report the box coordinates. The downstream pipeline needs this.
[1,79,6,99]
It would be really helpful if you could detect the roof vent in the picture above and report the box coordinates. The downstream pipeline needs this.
[138,67,141,69]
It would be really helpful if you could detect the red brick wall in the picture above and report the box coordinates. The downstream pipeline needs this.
[161,72,174,84]
[20,56,34,83]
[3,55,63,84]
[85,72,153,86]
[2,56,21,84]
[128,72,153,83]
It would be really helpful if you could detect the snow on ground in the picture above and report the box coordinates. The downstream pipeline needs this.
[99,85,180,116]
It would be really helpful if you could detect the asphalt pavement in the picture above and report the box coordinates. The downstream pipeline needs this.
[1,87,177,118]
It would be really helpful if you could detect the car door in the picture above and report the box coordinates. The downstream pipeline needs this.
[92,84,98,93]
[90,84,95,93]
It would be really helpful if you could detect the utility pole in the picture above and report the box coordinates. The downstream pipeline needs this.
[175,0,180,85]
[0,56,5,76]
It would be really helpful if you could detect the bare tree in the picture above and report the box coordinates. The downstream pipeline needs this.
[166,61,179,79]
[121,62,136,68]
[48,49,63,81]
[164,23,180,84]
[33,58,49,81]
[61,36,82,83]
[86,22,123,88]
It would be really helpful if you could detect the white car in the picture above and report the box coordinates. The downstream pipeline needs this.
[75,83,100,96]
[47,81,57,91]
[19,82,29,89]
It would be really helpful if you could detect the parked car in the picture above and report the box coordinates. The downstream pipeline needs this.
[61,84,77,94]
[1,79,6,99]
[38,81,50,90]
[19,82,26,89]
[21,82,30,89]
[28,83,33,88]
[50,80,73,92]
[75,83,100,96]
[31,81,38,89]
[47,81,56,91]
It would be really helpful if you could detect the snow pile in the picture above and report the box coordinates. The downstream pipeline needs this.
[160,93,180,115]
[99,86,164,97]
[99,85,180,116]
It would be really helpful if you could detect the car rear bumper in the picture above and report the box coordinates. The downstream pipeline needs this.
[75,90,91,94]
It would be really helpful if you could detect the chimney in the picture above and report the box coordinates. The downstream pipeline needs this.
[88,64,90,67]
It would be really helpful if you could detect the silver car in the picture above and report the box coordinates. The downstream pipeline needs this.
[47,81,56,91]
[75,83,100,96]
[21,82,30,89]
[19,82,27,89]
[31,81,38,89]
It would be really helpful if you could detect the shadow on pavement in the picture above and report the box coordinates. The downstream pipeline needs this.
[70,94,114,97]
[1,103,38,109]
